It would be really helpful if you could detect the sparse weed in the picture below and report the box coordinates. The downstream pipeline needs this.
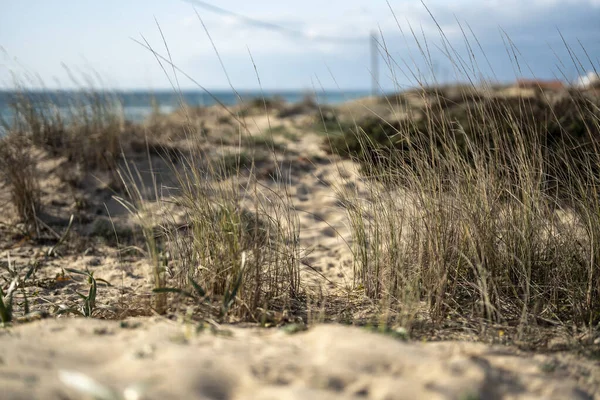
[0,282,16,325]
[58,268,110,318]
[0,255,36,325]
[153,251,245,321]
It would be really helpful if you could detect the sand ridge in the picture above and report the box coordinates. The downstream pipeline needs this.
[2,317,598,400]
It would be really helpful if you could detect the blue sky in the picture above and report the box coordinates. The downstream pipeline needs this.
[1,0,599,90]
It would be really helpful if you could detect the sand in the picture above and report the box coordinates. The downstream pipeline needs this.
[2,317,598,400]
[1,96,600,399]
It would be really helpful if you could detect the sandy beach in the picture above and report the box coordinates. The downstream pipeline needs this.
[2,90,600,399]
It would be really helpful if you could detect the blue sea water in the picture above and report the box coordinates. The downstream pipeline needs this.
[0,89,370,134]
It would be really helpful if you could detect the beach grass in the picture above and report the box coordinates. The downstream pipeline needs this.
[325,19,600,334]
[0,15,599,347]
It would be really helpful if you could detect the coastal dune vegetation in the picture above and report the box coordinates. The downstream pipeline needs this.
[1,21,599,336]
[1,13,600,398]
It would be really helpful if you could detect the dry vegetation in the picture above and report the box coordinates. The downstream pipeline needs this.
[3,81,600,343]
[328,88,600,337]
[2,23,600,399]
[0,133,41,231]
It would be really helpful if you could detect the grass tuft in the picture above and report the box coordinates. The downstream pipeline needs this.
[0,134,41,230]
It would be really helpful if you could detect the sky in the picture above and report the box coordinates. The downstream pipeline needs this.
[1,0,599,91]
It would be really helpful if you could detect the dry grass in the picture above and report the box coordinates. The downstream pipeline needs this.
[0,134,41,231]
[1,87,124,172]
[326,24,600,336]
[116,120,303,321]
[1,14,599,351]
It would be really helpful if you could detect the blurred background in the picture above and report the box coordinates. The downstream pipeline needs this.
[2,0,599,91]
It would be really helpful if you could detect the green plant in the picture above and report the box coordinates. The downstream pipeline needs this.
[539,362,558,374]
[115,182,167,314]
[0,258,35,325]
[154,252,245,320]
[58,268,110,318]
[337,91,600,329]
[0,282,16,325]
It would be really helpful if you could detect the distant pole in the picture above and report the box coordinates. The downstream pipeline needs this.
[370,30,379,97]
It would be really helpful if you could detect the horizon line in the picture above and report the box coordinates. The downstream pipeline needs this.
[0,87,377,93]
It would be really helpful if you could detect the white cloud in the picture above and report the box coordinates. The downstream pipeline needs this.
[577,71,600,87]
[2,0,599,89]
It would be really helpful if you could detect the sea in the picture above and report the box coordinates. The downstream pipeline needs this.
[0,89,370,135]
